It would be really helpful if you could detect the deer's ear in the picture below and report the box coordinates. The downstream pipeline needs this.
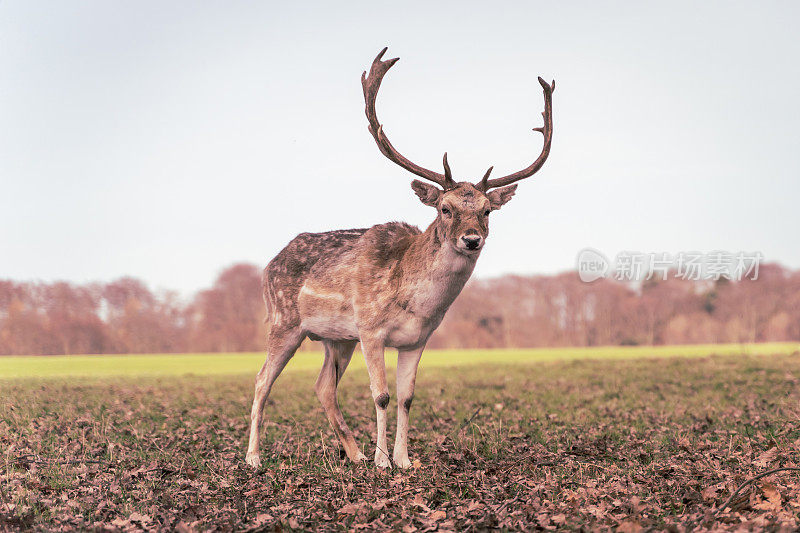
[411,180,442,207]
[486,184,518,210]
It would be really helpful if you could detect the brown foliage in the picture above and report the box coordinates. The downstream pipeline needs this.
[2,263,800,355]
[431,264,800,349]
[0,264,265,355]
[187,264,266,353]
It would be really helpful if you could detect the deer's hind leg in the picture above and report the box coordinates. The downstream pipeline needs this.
[315,340,366,462]
[393,346,424,469]
[246,324,304,468]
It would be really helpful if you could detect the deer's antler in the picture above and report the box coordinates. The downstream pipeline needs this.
[477,77,554,191]
[362,47,456,190]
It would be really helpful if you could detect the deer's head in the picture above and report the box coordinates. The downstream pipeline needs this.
[362,48,554,256]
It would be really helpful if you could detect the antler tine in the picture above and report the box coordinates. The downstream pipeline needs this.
[442,152,453,182]
[478,77,554,190]
[478,166,494,192]
[362,47,455,189]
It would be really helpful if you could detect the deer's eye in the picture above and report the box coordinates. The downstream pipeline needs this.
[483,209,491,217]
[441,206,451,216]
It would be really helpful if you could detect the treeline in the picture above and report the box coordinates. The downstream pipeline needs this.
[431,263,800,348]
[0,264,265,355]
[1,263,799,355]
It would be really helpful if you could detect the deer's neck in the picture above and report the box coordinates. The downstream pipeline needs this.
[396,222,477,318]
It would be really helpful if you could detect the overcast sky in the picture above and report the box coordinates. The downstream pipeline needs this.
[1,1,798,296]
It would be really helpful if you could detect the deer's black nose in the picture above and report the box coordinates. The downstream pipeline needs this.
[461,235,482,250]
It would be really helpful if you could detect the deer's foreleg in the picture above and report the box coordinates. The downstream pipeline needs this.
[361,336,391,468]
[393,346,424,468]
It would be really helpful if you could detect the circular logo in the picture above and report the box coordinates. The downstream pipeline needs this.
[576,248,609,282]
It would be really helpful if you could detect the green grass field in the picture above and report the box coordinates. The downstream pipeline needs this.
[2,343,800,530]
[1,342,798,378]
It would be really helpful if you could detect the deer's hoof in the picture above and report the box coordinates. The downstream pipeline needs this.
[375,453,391,469]
[394,455,412,469]
[352,451,368,463]
[245,452,262,469]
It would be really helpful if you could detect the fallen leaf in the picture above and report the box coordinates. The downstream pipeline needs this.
[429,510,446,521]
[338,502,363,515]
[617,520,643,533]
[761,482,782,509]
[754,448,778,468]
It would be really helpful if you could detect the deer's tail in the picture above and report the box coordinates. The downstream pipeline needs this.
[261,266,274,335]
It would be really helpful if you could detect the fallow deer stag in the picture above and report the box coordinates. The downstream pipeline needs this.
[246,48,554,469]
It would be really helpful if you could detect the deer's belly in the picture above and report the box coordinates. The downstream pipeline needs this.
[298,285,359,340]
[302,315,359,341]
